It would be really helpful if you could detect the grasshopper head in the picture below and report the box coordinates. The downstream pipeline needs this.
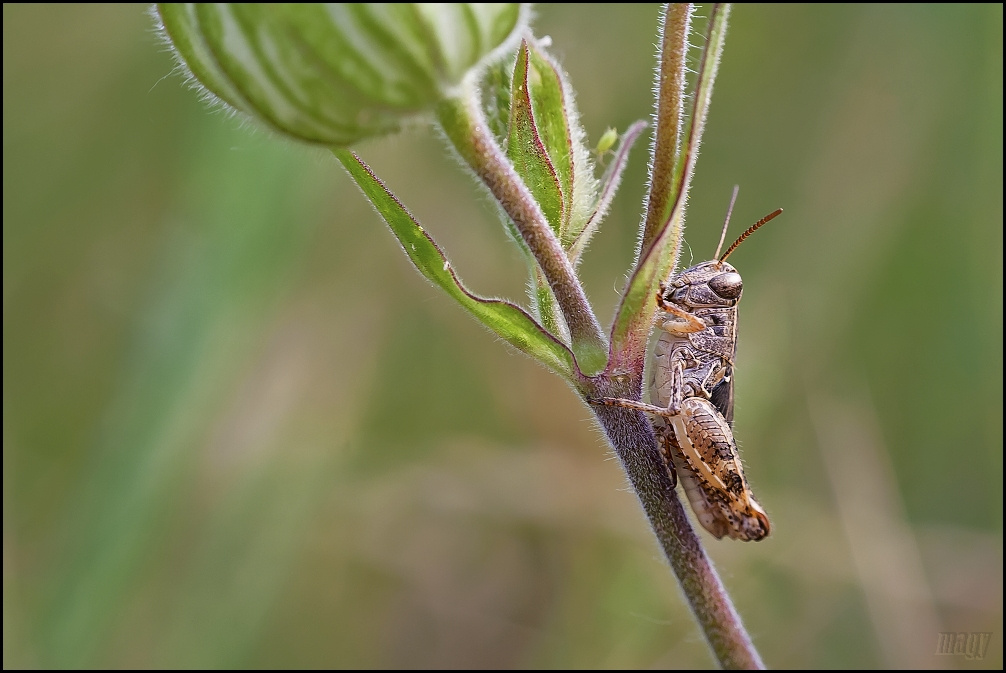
[664,260,744,309]
[661,204,782,310]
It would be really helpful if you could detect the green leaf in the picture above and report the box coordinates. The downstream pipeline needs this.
[505,39,600,250]
[506,40,566,237]
[527,46,598,249]
[156,3,527,147]
[334,149,579,381]
[526,43,574,234]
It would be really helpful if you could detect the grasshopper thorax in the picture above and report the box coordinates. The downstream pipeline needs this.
[663,260,743,310]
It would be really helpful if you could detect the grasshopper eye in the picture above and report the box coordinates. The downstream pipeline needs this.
[709,272,743,299]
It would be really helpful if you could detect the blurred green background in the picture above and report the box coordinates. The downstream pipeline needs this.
[4,4,1001,668]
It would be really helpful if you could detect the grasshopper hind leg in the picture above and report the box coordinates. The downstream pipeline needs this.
[653,420,679,488]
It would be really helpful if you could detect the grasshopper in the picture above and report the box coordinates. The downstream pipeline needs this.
[596,192,781,541]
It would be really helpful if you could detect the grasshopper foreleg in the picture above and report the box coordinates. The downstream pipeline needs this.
[656,296,706,336]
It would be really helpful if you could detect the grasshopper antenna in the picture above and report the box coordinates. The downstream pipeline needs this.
[713,185,740,261]
[719,208,783,263]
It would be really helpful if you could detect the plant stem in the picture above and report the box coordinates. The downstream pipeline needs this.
[640,2,692,255]
[592,5,763,667]
[437,82,608,376]
[441,5,762,667]
[589,389,764,670]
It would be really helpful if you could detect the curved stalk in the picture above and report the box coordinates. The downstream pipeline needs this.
[437,82,609,376]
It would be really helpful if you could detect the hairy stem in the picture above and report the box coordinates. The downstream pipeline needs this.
[610,3,732,374]
[640,2,692,255]
[660,2,732,272]
[437,80,608,376]
[586,379,764,670]
[594,6,762,666]
[441,6,760,666]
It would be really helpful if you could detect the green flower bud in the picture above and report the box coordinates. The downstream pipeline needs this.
[595,127,618,156]
[156,3,527,147]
